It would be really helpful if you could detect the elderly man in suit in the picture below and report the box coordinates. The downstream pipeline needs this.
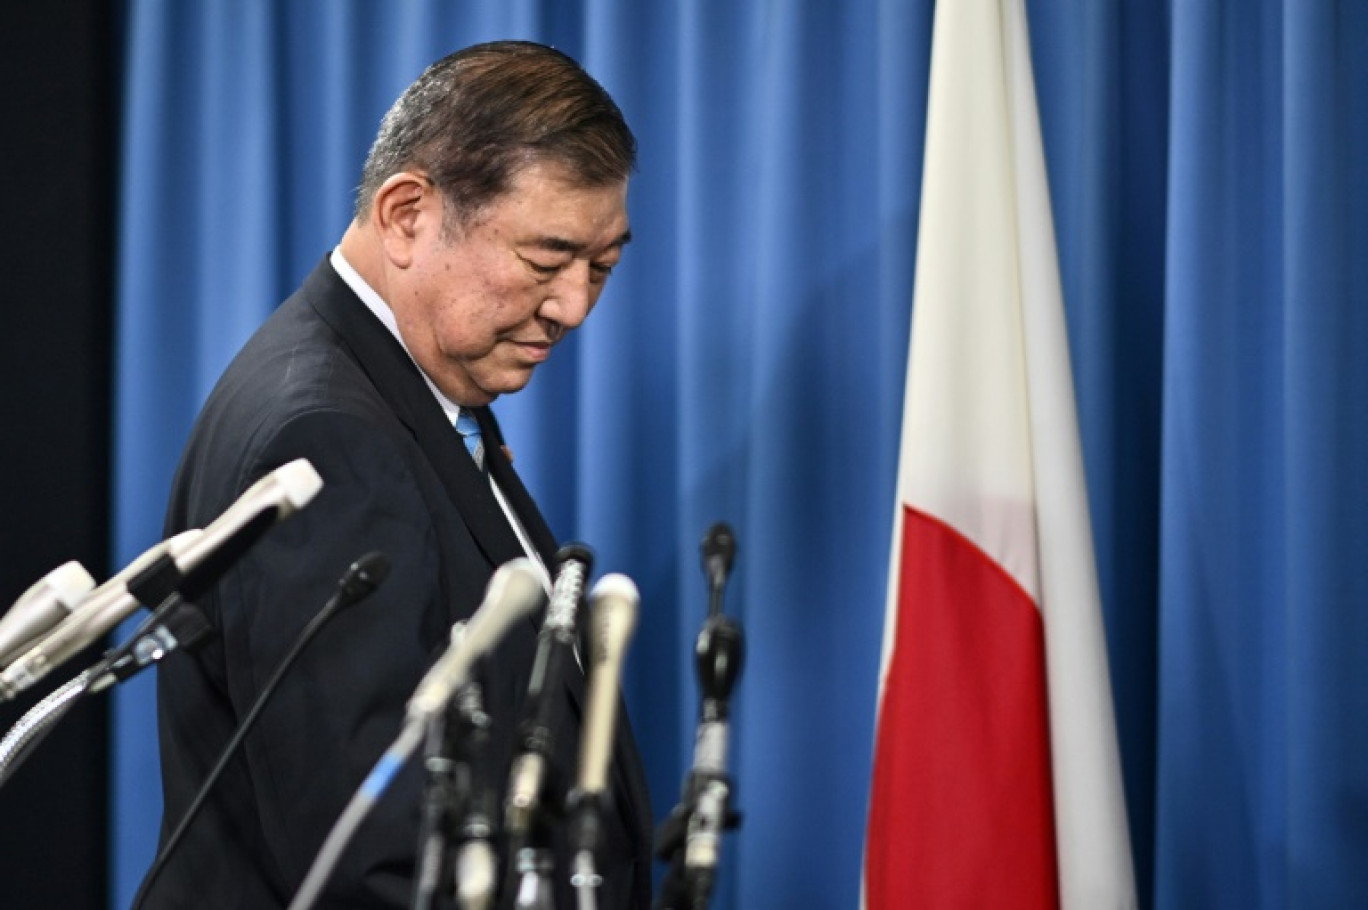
[143,40,652,909]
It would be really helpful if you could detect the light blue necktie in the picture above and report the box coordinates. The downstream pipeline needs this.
[454,410,485,471]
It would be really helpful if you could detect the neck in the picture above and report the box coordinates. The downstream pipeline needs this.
[337,221,387,298]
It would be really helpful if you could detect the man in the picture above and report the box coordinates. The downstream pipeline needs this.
[144,41,652,908]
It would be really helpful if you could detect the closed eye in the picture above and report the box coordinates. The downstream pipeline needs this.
[520,255,566,280]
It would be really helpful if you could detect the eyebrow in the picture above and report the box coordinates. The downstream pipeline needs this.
[528,229,633,255]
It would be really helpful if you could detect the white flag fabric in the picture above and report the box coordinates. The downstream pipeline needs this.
[864,0,1137,906]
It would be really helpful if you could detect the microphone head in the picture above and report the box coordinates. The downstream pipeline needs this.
[407,558,547,719]
[547,542,595,630]
[0,561,96,667]
[268,458,324,517]
[574,573,640,797]
[461,558,547,659]
[338,551,390,602]
[588,573,639,664]
[23,561,96,610]
[701,523,736,578]
[554,542,595,576]
[173,462,318,602]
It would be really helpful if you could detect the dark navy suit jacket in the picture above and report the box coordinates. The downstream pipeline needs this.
[145,259,652,909]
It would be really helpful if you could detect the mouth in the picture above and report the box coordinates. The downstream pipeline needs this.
[508,339,553,363]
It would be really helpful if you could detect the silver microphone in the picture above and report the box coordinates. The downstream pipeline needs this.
[0,531,202,700]
[567,574,639,910]
[407,558,547,720]
[575,574,639,798]
[0,561,96,668]
[0,458,323,700]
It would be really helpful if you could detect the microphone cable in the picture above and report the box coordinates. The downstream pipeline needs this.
[0,586,212,789]
[0,671,89,787]
[289,716,426,910]
[131,551,390,910]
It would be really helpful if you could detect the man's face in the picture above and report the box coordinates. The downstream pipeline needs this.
[392,160,630,405]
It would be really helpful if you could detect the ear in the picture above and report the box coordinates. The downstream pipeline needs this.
[370,171,439,268]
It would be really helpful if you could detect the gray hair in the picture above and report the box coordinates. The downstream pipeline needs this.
[355,41,636,228]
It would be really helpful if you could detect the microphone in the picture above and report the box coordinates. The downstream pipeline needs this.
[290,560,542,910]
[407,558,547,720]
[160,458,324,602]
[131,551,390,910]
[0,458,322,701]
[682,615,744,883]
[700,524,735,617]
[0,561,96,668]
[452,683,498,910]
[568,574,639,907]
[655,527,747,910]
[574,574,639,799]
[503,543,593,839]
[456,837,497,910]
[0,530,203,701]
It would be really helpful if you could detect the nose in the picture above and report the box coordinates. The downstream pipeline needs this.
[539,261,597,332]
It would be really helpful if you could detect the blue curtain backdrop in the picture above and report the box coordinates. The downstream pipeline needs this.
[111,1,1368,908]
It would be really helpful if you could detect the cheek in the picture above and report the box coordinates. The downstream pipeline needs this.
[431,282,524,351]
[420,250,544,345]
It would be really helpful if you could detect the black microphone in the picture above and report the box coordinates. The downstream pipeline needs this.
[681,615,744,888]
[411,681,501,910]
[655,527,746,910]
[0,459,323,700]
[130,551,390,910]
[503,543,593,840]
[700,523,735,617]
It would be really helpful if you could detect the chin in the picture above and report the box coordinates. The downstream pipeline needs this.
[479,372,535,401]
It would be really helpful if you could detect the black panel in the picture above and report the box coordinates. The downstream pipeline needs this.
[0,1,116,908]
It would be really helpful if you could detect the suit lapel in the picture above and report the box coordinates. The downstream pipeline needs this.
[301,260,528,570]
[475,407,558,567]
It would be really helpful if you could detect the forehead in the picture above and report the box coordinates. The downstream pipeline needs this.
[461,160,630,248]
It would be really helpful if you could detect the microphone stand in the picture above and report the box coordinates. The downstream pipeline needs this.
[411,623,467,910]
[510,775,562,910]
[451,682,498,910]
[411,671,495,910]
[568,791,605,910]
[412,708,460,910]
[654,615,745,910]
[504,545,593,909]
[512,843,556,910]
[0,592,211,788]
[655,525,746,910]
